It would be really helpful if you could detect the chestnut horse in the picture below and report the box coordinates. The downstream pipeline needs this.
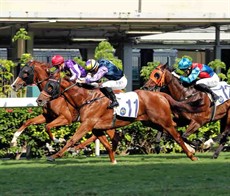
[36,70,203,162]
[11,61,119,162]
[142,63,230,159]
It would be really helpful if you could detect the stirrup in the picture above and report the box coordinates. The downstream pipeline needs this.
[212,94,219,102]
[108,101,119,109]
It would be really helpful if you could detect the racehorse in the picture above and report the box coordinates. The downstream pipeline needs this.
[36,70,203,162]
[142,63,230,159]
[11,61,119,162]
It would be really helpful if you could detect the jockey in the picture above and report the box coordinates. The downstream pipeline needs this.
[172,57,219,102]
[83,58,127,109]
[51,55,87,81]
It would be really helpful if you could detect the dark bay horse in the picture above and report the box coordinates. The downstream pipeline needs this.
[11,61,119,162]
[142,63,230,158]
[36,71,203,162]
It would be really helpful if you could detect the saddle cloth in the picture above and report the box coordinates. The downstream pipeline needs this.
[114,92,139,118]
[211,81,230,106]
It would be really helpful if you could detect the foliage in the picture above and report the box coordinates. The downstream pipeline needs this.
[0,59,16,97]
[140,61,161,81]
[0,107,80,158]
[20,53,33,64]
[94,40,123,70]
[12,28,31,42]
[208,59,227,81]
[73,57,86,68]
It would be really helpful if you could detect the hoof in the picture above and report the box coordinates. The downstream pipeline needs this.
[185,142,195,154]
[155,146,161,154]
[59,138,66,143]
[10,142,17,147]
[191,156,198,161]
[112,160,117,164]
[47,156,55,162]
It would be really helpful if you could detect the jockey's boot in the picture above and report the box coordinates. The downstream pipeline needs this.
[194,83,219,102]
[100,87,119,109]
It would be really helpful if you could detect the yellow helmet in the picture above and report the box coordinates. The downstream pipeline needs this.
[85,59,99,71]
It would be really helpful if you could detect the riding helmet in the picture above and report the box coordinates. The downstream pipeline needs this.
[51,55,64,66]
[85,59,99,72]
[178,58,192,70]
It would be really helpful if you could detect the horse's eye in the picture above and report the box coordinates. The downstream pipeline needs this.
[154,73,160,79]
[22,72,28,78]
[47,86,53,93]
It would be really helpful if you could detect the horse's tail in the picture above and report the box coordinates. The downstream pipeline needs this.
[160,93,204,113]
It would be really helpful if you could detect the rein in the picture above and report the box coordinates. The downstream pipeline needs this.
[36,77,50,86]
[58,81,106,112]
[150,65,199,101]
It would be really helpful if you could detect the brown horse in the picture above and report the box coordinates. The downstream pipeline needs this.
[36,70,203,162]
[142,63,230,158]
[11,61,119,162]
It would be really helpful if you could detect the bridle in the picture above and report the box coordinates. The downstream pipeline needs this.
[18,62,51,87]
[149,65,173,88]
[42,76,105,111]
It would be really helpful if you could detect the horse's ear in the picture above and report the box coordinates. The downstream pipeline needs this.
[162,62,168,69]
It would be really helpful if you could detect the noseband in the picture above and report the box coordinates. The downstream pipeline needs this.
[149,66,173,87]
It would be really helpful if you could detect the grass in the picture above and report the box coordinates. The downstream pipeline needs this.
[0,152,230,196]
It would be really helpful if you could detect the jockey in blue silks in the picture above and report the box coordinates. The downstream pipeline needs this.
[51,55,87,81]
[172,57,219,102]
[83,58,127,109]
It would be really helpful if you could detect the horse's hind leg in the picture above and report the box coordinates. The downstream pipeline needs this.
[106,129,120,152]
[166,126,198,161]
[45,115,71,143]
[151,114,196,160]
[212,116,230,159]
[146,105,197,160]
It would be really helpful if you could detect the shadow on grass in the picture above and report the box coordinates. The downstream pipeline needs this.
[1,152,230,166]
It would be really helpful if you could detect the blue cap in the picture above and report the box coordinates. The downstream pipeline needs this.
[178,58,192,69]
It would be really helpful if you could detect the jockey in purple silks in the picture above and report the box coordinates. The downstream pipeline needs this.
[51,55,87,81]
[82,58,127,109]
[172,57,219,102]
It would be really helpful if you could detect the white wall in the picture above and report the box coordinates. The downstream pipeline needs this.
[0,0,229,18]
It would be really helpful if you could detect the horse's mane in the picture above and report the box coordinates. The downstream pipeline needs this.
[30,60,52,69]
[160,64,203,106]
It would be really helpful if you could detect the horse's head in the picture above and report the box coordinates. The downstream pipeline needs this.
[11,63,35,91]
[142,63,171,91]
[36,70,62,107]
[11,61,51,92]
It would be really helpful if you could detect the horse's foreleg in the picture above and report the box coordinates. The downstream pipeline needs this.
[182,121,202,149]
[45,115,71,143]
[74,135,97,151]
[155,130,163,154]
[49,123,92,160]
[11,114,46,146]
[212,125,230,159]
[94,131,117,164]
